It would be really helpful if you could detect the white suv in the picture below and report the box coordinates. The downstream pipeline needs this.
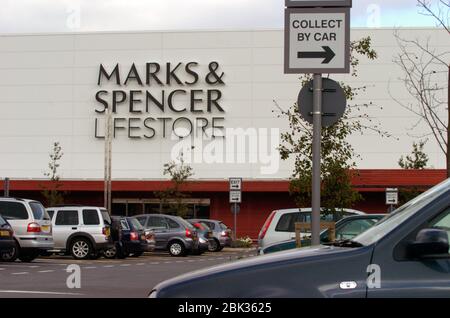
[46,206,113,259]
[0,197,53,262]
[257,208,366,253]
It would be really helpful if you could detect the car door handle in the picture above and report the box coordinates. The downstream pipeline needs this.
[72,227,77,230]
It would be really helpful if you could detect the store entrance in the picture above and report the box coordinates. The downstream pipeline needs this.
[111,198,210,219]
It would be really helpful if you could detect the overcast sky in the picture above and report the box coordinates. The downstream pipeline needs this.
[0,0,446,33]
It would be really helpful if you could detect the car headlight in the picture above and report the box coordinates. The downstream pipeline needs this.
[148,289,158,298]
[199,237,207,244]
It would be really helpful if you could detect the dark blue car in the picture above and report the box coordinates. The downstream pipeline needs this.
[0,215,16,262]
[150,178,450,298]
[104,216,155,259]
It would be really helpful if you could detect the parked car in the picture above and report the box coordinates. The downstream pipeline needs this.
[188,219,232,252]
[104,216,155,259]
[150,178,450,298]
[187,220,214,255]
[46,205,113,260]
[135,214,199,256]
[0,215,17,262]
[0,197,53,262]
[260,214,386,255]
[257,208,366,251]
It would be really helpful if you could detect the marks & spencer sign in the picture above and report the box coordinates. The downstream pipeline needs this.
[93,61,226,139]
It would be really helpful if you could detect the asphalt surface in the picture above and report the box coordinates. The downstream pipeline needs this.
[0,248,257,298]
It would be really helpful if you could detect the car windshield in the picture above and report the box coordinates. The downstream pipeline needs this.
[353,179,450,246]
[199,222,211,231]
[128,217,144,231]
[101,209,112,225]
[29,201,49,220]
[219,222,228,230]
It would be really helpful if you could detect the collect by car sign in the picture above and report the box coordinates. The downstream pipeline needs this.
[284,7,350,74]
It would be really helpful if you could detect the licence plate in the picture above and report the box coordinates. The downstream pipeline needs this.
[41,225,50,233]
[0,231,10,237]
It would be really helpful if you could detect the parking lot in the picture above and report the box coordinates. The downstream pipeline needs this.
[0,248,257,298]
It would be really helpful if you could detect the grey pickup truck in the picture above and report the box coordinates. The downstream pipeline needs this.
[150,178,450,298]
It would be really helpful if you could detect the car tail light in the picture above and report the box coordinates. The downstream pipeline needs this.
[130,231,139,241]
[27,222,41,233]
[145,231,154,242]
[102,227,110,237]
[258,211,276,240]
[220,230,229,237]
[185,228,192,238]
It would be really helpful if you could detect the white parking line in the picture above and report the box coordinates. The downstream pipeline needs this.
[11,272,29,275]
[120,264,130,267]
[83,266,96,269]
[38,270,54,273]
[0,289,83,296]
[0,268,4,271]
[103,265,114,268]
[136,263,145,266]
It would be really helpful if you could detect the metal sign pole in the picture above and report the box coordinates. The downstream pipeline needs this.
[233,202,237,240]
[311,74,322,246]
[4,177,10,197]
[104,106,112,212]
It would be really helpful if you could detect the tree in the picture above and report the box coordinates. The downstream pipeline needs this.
[41,141,65,206]
[392,0,449,176]
[276,37,392,216]
[154,153,194,217]
[398,139,430,169]
[398,139,430,204]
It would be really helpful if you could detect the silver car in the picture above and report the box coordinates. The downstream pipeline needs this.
[188,219,232,252]
[135,214,199,256]
[47,206,113,259]
[0,197,53,262]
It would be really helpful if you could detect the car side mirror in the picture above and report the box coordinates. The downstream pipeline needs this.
[408,228,450,259]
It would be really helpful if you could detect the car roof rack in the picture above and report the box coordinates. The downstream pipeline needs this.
[0,197,25,201]
[49,204,85,207]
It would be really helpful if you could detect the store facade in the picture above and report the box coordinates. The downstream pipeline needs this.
[0,28,448,238]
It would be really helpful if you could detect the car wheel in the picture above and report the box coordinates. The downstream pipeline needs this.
[18,250,39,262]
[168,241,185,257]
[70,238,92,260]
[208,239,220,252]
[104,246,117,259]
[90,251,102,260]
[0,242,18,262]
[116,248,127,259]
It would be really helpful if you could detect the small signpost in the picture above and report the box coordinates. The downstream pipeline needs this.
[229,178,242,240]
[386,188,399,213]
[3,177,10,197]
[284,0,352,246]
[298,78,347,127]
